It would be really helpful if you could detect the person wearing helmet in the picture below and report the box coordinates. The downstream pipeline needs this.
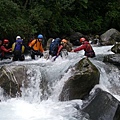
[12,36,25,61]
[56,39,73,57]
[80,37,86,43]
[0,39,12,60]
[29,34,44,59]
[49,38,61,57]
[16,36,21,39]
[71,37,95,58]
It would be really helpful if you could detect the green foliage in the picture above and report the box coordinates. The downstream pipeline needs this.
[0,0,119,43]
[105,1,120,29]
[0,0,30,41]
[80,0,88,8]
[90,16,103,33]
[106,1,120,18]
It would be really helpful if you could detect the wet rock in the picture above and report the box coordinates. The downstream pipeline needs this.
[69,32,83,46]
[100,28,120,45]
[82,88,120,120]
[59,58,100,101]
[111,43,120,54]
[0,65,27,97]
[103,54,120,66]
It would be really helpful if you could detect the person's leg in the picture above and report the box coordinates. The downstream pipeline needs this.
[19,54,25,61]
[31,50,35,59]
[12,51,19,61]
[39,52,43,58]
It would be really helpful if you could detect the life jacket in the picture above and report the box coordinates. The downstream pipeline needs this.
[85,42,95,58]
[49,38,61,56]
[29,39,44,52]
[12,39,25,53]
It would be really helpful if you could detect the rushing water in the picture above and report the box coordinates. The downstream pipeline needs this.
[0,45,119,120]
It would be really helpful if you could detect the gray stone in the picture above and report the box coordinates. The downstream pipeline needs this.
[59,58,100,101]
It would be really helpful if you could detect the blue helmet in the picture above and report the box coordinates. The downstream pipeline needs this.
[38,34,43,39]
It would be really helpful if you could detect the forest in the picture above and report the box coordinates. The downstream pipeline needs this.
[0,0,119,44]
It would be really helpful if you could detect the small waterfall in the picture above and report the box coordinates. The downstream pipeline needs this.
[91,59,120,98]
[21,65,43,103]
[20,54,81,103]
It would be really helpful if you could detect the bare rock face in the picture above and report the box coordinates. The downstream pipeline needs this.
[0,65,27,97]
[59,58,100,101]
[82,88,120,120]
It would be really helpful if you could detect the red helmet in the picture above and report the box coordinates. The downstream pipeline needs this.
[80,37,86,43]
[3,39,9,44]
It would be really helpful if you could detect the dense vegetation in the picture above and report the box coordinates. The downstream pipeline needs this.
[0,0,119,43]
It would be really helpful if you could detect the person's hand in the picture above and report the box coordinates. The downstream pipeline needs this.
[28,46,32,50]
[9,48,12,50]
[71,50,74,52]
[9,48,12,52]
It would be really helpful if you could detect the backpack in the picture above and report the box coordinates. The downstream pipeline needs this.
[12,39,25,53]
[64,41,73,52]
[49,38,61,56]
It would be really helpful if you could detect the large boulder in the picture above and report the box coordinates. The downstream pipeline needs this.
[82,88,120,120]
[111,32,120,42]
[100,28,120,45]
[59,58,100,101]
[69,32,83,46]
[0,65,27,97]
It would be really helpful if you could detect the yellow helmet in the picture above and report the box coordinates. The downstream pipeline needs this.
[62,39,67,43]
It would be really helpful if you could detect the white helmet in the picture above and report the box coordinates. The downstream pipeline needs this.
[16,36,21,40]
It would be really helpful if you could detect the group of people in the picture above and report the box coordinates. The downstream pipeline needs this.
[0,34,96,62]
[0,35,44,61]
[0,36,26,61]
[48,36,95,60]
